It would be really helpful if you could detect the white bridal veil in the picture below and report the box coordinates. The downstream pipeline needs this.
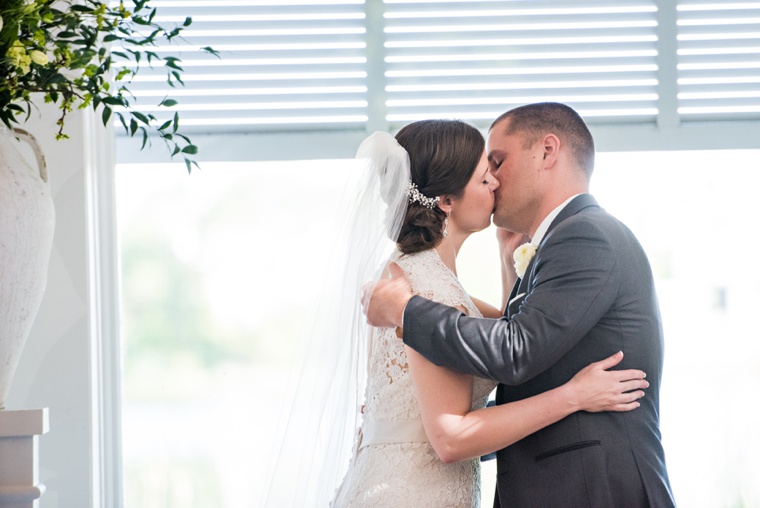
[262,132,411,506]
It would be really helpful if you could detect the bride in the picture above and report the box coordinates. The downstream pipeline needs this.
[264,119,647,507]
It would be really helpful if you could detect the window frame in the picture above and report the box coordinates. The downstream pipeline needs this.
[104,1,760,505]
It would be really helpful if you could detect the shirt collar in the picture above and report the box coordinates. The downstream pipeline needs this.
[530,194,580,246]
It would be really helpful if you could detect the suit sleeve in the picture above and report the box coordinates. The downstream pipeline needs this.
[403,217,620,385]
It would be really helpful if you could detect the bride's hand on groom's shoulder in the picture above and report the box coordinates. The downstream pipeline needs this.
[361,262,413,329]
[496,228,530,298]
[496,228,530,264]
[565,351,649,413]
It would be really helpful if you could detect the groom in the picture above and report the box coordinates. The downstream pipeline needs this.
[364,103,675,507]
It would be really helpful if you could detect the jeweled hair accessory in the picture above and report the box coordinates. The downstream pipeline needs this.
[406,182,439,209]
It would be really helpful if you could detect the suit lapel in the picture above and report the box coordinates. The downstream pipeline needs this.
[541,194,599,247]
[506,263,533,317]
[505,282,520,316]
[503,194,600,318]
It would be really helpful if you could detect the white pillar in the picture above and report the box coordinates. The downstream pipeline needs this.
[0,409,49,508]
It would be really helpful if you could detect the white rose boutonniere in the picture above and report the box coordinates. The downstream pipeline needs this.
[513,243,538,279]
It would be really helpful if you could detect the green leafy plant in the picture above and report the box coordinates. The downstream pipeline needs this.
[0,0,217,172]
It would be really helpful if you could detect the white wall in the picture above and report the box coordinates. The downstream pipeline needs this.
[5,105,108,508]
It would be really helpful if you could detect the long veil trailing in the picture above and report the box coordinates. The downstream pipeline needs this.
[262,132,410,506]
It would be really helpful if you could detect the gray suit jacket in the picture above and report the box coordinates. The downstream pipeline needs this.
[404,194,675,507]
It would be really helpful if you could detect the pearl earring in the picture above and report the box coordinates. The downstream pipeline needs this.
[443,214,449,237]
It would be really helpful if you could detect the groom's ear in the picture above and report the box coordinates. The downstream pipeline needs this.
[542,134,560,167]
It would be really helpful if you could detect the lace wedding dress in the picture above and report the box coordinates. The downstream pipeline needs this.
[332,248,497,507]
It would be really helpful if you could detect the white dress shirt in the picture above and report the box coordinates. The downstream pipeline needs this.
[530,194,580,246]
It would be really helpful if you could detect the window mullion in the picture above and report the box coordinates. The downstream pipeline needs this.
[656,0,680,129]
[365,0,389,132]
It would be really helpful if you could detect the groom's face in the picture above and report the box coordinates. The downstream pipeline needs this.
[486,120,543,234]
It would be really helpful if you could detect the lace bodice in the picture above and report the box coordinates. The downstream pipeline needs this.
[333,249,497,507]
[364,249,495,423]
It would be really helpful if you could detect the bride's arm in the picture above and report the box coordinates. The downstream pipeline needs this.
[469,296,502,318]
[406,347,647,464]
[496,228,529,309]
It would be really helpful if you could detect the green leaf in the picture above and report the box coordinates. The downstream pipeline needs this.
[158,99,178,107]
[181,145,198,155]
[130,118,138,136]
[158,119,172,131]
[48,73,67,85]
[102,106,112,126]
[164,57,183,71]
[202,46,221,58]
[132,111,150,125]
[172,112,179,133]
[144,29,161,44]
[102,96,124,106]
[171,71,184,86]
[140,127,149,150]
[116,113,129,133]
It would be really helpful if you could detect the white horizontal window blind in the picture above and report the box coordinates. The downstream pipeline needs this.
[115,0,368,132]
[677,1,760,119]
[112,0,760,158]
[383,0,660,128]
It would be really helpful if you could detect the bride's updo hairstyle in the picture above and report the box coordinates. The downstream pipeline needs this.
[394,119,485,254]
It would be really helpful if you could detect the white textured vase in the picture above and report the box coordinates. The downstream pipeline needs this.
[0,126,55,410]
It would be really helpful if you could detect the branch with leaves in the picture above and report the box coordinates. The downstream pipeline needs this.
[0,0,218,172]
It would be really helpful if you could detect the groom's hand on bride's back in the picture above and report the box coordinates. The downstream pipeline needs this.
[362,262,413,329]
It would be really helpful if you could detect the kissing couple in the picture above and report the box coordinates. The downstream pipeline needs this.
[268,102,676,507]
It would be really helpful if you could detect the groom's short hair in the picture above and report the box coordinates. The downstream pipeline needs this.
[491,102,595,177]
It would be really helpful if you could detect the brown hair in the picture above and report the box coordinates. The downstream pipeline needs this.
[394,119,484,254]
[491,102,595,176]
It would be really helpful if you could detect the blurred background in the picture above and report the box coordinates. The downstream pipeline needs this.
[117,149,760,507]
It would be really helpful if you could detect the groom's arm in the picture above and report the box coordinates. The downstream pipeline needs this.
[403,217,620,385]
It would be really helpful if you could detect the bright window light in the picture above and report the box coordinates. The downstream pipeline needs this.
[386,79,658,92]
[385,65,657,78]
[384,20,657,34]
[117,150,760,508]
[385,35,658,48]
